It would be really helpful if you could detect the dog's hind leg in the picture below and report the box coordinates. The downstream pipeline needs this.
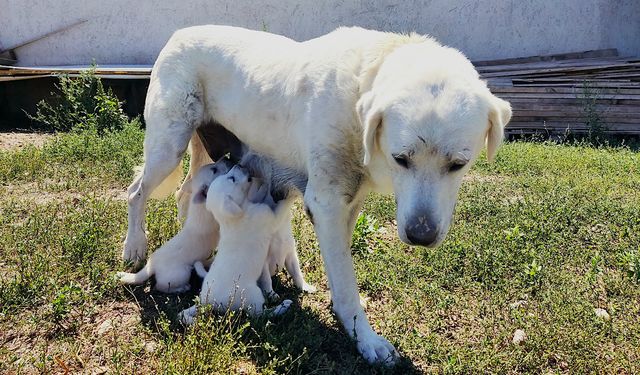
[123,118,193,263]
[176,132,213,221]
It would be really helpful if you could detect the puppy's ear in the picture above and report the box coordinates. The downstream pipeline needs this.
[192,185,208,204]
[223,196,243,217]
[247,178,268,203]
[486,95,512,162]
[357,92,382,166]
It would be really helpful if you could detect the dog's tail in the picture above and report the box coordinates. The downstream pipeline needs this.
[116,264,152,285]
[134,164,183,199]
[194,261,208,278]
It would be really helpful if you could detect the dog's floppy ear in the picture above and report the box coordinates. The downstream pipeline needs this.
[192,184,208,204]
[223,196,243,217]
[485,95,512,162]
[357,92,383,166]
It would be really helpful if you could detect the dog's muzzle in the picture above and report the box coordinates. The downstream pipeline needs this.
[405,214,439,247]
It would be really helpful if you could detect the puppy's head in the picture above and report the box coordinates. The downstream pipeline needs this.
[192,157,236,205]
[358,41,511,248]
[205,164,253,219]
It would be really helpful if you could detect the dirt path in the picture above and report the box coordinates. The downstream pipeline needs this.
[0,132,52,151]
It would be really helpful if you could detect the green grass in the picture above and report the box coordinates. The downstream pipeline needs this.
[1,127,639,374]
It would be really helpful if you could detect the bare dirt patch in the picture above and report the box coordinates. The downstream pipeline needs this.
[0,132,52,151]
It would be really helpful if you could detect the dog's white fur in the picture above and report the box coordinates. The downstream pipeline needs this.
[117,162,231,292]
[179,166,292,324]
[124,25,511,364]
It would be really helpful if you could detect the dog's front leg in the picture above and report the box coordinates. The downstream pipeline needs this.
[304,186,398,365]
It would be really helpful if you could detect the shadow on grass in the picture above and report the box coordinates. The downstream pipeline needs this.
[121,273,420,374]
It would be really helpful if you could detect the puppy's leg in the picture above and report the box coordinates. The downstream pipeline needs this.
[285,250,316,293]
[259,263,279,302]
[280,221,316,293]
[304,185,397,365]
[245,286,267,316]
[176,132,212,221]
[123,126,191,262]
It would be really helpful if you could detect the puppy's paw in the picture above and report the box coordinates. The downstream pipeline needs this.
[178,306,197,325]
[122,233,147,263]
[301,282,317,293]
[357,332,398,366]
[266,291,281,303]
[169,284,191,294]
[269,299,292,317]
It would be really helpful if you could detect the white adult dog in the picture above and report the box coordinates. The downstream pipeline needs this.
[117,160,233,292]
[124,25,511,364]
[179,165,293,324]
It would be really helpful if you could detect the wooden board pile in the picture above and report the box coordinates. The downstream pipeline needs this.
[475,49,640,136]
[0,65,152,82]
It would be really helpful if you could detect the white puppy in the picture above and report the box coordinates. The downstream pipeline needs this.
[180,165,291,324]
[258,205,316,300]
[116,160,233,293]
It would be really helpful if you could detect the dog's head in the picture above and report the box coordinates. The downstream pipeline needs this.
[205,164,253,219]
[192,157,236,205]
[358,42,511,247]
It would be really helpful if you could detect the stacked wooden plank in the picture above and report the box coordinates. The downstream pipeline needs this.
[0,64,152,82]
[474,49,640,136]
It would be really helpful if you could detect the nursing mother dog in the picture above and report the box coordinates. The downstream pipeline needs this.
[124,25,511,365]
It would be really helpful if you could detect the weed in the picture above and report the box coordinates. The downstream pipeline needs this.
[578,81,608,144]
[620,249,640,283]
[28,66,131,134]
[351,212,381,254]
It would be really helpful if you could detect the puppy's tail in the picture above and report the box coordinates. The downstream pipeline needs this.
[194,261,208,278]
[116,264,152,285]
[134,164,183,200]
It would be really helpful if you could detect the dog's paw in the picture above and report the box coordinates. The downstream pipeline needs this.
[357,332,398,366]
[122,233,147,263]
[301,282,317,293]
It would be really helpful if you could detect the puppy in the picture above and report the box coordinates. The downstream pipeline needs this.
[237,152,315,299]
[179,165,291,324]
[116,159,234,293]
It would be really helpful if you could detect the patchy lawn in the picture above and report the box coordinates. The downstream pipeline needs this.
[1,126,639,374]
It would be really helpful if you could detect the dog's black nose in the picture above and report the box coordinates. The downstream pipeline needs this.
[405,215,438,247]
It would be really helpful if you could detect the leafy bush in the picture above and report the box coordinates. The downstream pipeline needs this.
[29,67,131,134]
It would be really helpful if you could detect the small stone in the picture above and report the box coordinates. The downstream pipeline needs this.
[97,319,113,335]
[509,300,527,309]
[595,308,610,321]
[92,366,109,374]
[512,329,526,345]
[144,341,157,353]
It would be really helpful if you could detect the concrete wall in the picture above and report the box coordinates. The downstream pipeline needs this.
[2,0,639,66]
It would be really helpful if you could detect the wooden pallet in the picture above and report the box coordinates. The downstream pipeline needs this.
[475,49,640,136]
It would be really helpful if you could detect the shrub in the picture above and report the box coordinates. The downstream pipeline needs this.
[28,67,131,134]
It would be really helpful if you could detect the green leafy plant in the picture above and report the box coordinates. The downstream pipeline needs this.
[620,249,640,283]
[524,259,543,291]
[351,212,380,254]
[28,66,130,134]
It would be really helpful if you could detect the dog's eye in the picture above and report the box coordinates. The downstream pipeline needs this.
[392,154,409,169]
[247,177,252,183]
[211,167,218,174]
[228,176,236,183]
[448,162,467,173]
